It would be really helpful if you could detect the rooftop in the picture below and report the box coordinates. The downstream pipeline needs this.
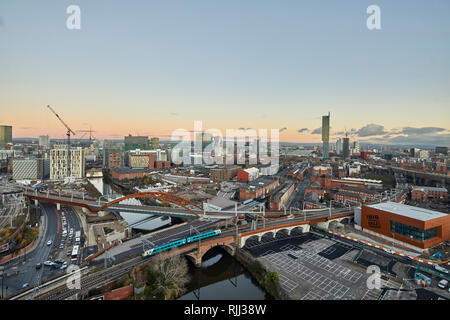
[411,186,448,193]
[366,201,448,221]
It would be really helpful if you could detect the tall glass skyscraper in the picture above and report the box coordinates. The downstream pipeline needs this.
[321,113,330,160]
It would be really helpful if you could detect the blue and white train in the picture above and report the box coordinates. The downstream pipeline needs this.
[142,229,222,259]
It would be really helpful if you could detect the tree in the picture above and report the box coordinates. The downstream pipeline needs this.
[263,271,280,298]
[150,249,190,300]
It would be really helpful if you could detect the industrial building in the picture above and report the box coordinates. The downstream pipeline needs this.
[360,202,450,249]
[269,182,295,210]
[239,177,279,201]
[209,165,241,183]
[411,186,448,202]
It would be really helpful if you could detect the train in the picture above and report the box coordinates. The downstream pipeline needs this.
[141,229,222,259]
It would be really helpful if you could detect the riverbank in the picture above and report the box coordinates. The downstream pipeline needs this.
[233,249,288,300]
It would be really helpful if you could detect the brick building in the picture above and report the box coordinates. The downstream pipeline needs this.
[210,165,241,183]
[361,202,450,249]
[239,177,279,201]
[411,186,448,202]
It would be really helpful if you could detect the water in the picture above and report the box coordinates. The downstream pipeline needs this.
[179,248,267,300]
[91,178,267,299]
[89,177,172,231]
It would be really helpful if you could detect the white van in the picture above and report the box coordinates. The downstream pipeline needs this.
[438,279,448,289]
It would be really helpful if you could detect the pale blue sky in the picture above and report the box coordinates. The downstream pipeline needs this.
[1,0,449,145]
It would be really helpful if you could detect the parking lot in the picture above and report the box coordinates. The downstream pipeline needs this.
[243,231,419,300]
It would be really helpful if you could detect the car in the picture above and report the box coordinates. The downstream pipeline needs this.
[438,279,448,289]
[434,265,449,275]
[59,244,64,249]
[35,263,42,269]
[55,258,66,264]
[46,240,52,246]
[22,283,29,289]
[44,260,53,266]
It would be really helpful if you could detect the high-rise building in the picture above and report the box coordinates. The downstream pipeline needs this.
[38,135,50,148]
[195,132,213,152]
[321,113,330,160]
[0,125,12,149]
[50,145,85,179]
[150,137,160,149]
[435,146,448,155]
[124,135,149,151]
[343,135,350,159]
[103,148,124,169]
[336,138,343,155]
[352,141,360,155]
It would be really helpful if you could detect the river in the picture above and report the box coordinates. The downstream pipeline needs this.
[89,177,267,300]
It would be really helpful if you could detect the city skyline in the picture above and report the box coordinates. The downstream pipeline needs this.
[1,0,449,146]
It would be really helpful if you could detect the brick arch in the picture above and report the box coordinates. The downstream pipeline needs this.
[274,228,290,237]
[242,235,260,247]
[96,192,202,217]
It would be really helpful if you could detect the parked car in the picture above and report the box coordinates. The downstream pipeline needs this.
[44,260,53,266]
[437,279,448,289]
[434,265,449,275]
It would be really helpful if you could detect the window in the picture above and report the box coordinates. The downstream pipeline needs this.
[390,221,437,242]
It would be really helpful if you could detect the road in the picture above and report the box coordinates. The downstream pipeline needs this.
[2,203,58,298]
[1,202,85,298]
[288,168,311,209]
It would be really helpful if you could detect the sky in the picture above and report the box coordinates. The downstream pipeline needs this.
[0,0,449,146]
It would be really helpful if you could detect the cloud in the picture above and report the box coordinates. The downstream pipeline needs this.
[357,124,387,137]
[311,127,322,134]
[297,128,308,133]
[401,127,446,135]
[280,127,287,132]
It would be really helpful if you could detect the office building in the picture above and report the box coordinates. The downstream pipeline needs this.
[321,113,330,160]
[124,135,149,151]
[38,135,50,148]
[361,202,450,249]
[435,146,448,155]
[0,125,12,149]
[12,158,47,180]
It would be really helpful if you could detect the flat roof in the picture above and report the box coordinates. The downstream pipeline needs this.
[366,201,448,221]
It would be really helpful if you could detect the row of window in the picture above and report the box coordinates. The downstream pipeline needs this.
[390,221,437,242]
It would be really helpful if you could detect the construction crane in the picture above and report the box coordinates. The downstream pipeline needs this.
[77,126,96,144]
[46,105,76,178]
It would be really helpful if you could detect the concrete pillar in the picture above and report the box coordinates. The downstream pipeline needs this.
[34,199,39,206]
[56,203,60,211]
